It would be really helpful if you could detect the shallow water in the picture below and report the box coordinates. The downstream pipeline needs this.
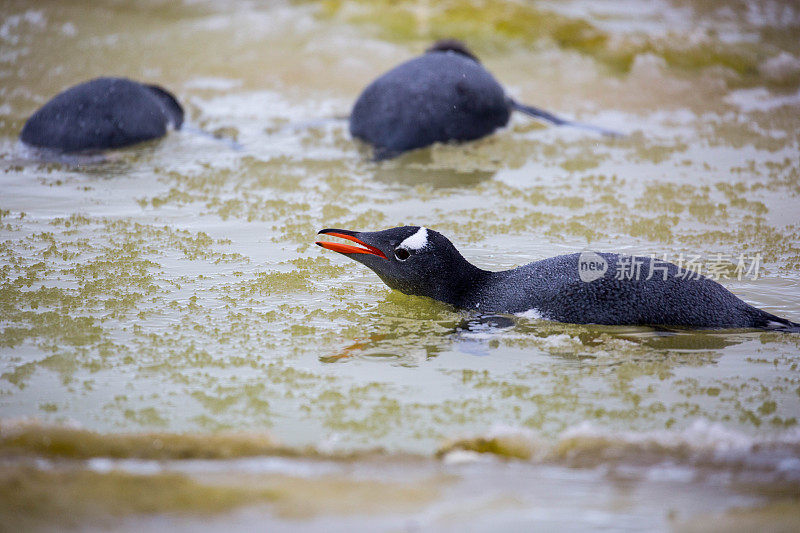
[1,0,800,530]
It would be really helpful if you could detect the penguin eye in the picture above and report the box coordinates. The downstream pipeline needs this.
[394,248,410,261]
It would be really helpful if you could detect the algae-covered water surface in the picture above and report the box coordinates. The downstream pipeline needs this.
[1,0,800,530]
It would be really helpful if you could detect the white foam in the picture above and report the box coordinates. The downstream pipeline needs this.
[724,87,800,112]
[517,308,546,320]
[443,420,800,476]
[558,419,800,472]
[82,456,345,478]
[442,449,485,465]
[184,77,243,91]
[400,226,428,250]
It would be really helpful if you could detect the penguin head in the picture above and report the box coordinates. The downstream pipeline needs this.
[426,39,480,63]
[316,226,477,303]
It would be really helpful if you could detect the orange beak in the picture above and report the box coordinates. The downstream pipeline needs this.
[315,230,388,259]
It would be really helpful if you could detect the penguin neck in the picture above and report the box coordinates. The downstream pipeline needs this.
[432,258,493,309]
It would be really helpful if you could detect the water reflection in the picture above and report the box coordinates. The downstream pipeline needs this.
[369,148,497,188]
[320,308,750,364]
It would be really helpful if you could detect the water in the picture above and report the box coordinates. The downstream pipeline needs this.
[1,0,799,530]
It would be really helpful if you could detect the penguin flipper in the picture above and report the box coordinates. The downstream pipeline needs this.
[510,99,623,137]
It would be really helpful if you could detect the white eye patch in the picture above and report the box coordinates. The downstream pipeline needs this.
[399,226,428,250]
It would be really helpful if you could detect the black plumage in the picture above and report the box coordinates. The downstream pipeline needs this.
[350,40,617,160]
[20,77,183,152]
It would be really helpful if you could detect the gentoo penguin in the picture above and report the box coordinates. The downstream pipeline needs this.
[316,226,800,331]
[20,77,183,152]
[350,39,618,160]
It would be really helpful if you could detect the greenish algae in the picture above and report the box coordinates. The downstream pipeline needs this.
[0,7,799,530]
[0,421,283,460]
[312,0,796,88]
[437,431,538,460]
[0,466,279,533]
[0,422,446,530]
